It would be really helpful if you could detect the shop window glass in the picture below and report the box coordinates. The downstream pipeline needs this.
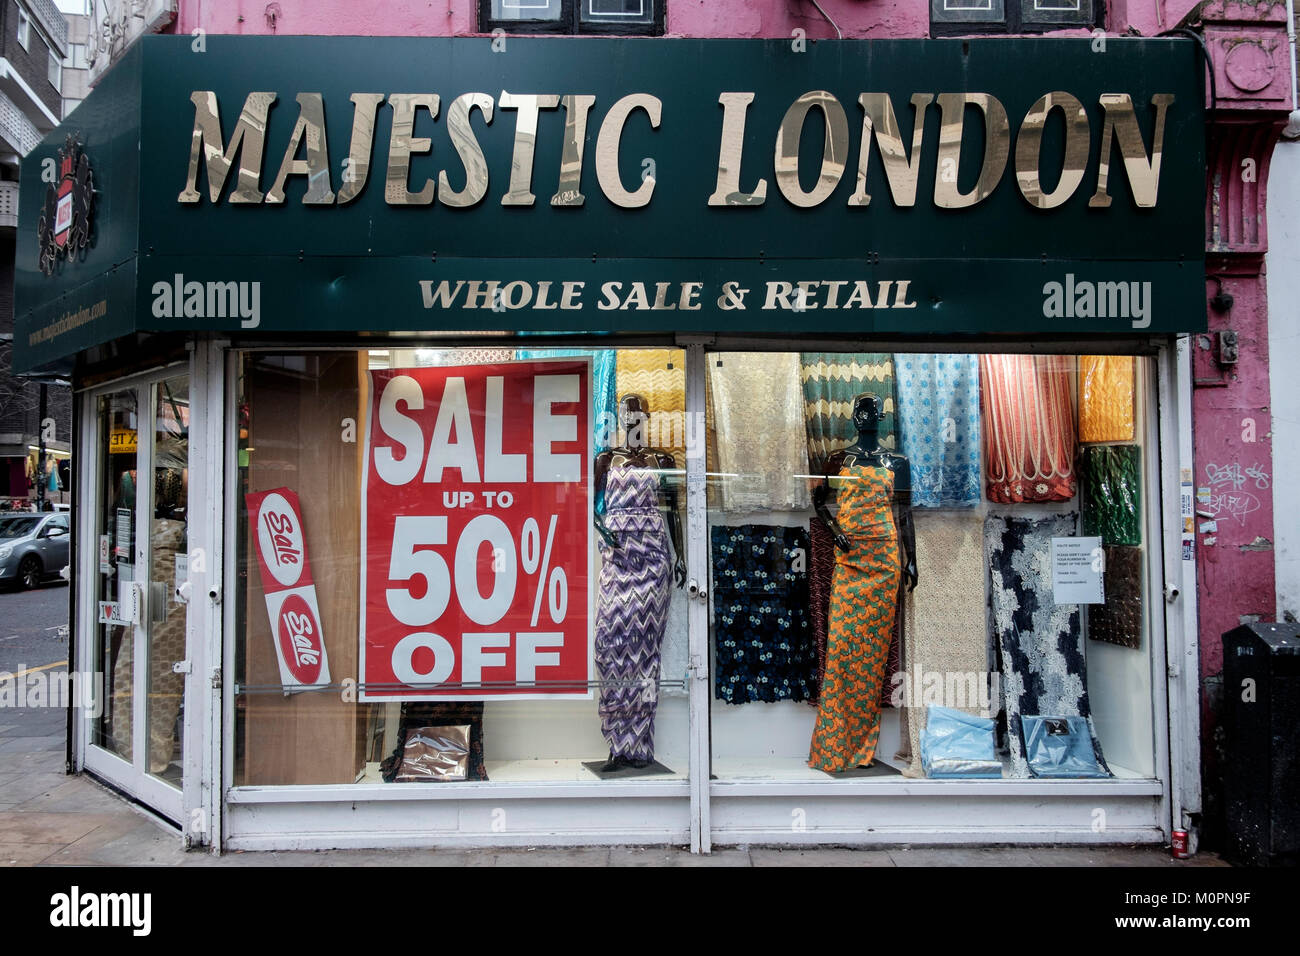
[93,389,138,762]
[232,345,1158,790]
[1021,0,1092,24]
[930,0,1093,31]
[480,0,663,35]
[232,347,688,787]
[491,0,563,21]
[48,43,61,92]
[929,0,1005,24]
[580,0,654,26]
[705,350,1155,783]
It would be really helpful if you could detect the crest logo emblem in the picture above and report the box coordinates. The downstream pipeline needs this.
[37,134,95,276]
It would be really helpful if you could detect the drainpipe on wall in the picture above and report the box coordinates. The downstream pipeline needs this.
[1192,0,1293,854]
[35,383,47,511]
[1286,0,1300,138]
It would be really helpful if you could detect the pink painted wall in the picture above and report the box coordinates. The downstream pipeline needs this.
[174,0,477,36]
[172,0,1214,39]
[1118,0,1205,35]
[667,0,928,39]
[1192,274,1278,679]
[171,0,926,38]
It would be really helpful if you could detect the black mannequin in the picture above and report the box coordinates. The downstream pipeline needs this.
[593,394,687,589]
[812,393,918,591]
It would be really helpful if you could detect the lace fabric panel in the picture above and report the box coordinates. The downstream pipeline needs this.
[901,511,989,777]
[709,353,812,512]
[985,514,1109,778]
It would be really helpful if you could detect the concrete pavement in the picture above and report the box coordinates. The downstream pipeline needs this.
[0,566,1239,866]
[0,723,1233,866]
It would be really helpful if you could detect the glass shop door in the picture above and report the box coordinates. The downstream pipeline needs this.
[81,367,191,823]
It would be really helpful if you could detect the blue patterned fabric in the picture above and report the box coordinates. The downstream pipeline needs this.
[893,353,981,508]
[517,348,617,451]
[711,524,816,705]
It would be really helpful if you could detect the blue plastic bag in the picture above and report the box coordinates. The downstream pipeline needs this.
[920,705,1002,778]
[1020,715,1110,778]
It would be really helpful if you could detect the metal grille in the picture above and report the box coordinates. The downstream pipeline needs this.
[29,0,71,53]
[0,181,19,229]
[0,90,42,157]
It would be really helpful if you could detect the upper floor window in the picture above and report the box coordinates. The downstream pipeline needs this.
[17,8,30,50]
[48,43,61,92]
[480,0,664,35]
[930,0,1096,34]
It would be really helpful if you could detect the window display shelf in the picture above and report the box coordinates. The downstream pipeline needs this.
[351,758,689,784]
[228,773,692,803]
[710,755,1152,783]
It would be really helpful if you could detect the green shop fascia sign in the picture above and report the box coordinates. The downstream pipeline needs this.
[14,35,1206,373]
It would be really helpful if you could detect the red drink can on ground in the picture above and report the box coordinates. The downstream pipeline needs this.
[1172,829,1189,859]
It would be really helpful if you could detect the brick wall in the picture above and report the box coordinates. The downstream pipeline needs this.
[0,0,63,119]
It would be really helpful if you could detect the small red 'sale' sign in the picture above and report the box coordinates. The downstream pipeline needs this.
[247,488,330,691]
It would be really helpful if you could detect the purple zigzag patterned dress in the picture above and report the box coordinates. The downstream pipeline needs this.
[595,467,673,763]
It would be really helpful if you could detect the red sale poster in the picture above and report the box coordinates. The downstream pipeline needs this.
[360,359,593,701]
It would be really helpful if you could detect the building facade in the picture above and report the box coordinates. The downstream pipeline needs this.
[1,0,72,509]
[11,0,1296,853]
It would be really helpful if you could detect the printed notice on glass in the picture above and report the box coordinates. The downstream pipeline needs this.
[360,359,593,701]
[114,508,131,558]
[1050,536,1104,605]
[246,487,331,693]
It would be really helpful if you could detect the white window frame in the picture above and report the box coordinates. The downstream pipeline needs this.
[48,42,61,92]
[212,335,1186,854]
[17,7,29,51]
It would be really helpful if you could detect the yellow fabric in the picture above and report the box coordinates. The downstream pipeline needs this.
[615,349,687,465]
[1079,355,1135,443]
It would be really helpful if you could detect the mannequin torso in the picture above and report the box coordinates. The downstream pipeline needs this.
[812,394,918,591]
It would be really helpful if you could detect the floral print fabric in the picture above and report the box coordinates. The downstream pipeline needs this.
[893,353,982,507]
[711,524,816,704]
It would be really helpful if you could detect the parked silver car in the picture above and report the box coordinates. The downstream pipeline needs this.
[0,512,70,589]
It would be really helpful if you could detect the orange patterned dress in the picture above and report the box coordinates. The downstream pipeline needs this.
[808,464,901,772]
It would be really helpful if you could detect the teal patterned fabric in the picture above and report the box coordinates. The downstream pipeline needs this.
[893,354,981,508]
[799,353,898,474]
[1080,445,1142,546]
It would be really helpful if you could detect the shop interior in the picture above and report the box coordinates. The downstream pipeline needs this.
[231,345,1156,788]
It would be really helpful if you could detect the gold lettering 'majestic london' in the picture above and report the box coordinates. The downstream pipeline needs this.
[177,90,1173,211]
